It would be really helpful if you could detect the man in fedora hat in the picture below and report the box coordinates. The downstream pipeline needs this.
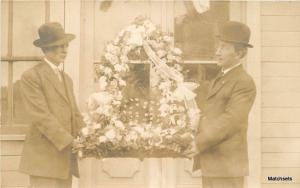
[188,21,256,188]
[19,22,85,188]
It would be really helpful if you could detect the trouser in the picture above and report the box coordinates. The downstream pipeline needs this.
[202,176,244,188]
[29,175,72,188]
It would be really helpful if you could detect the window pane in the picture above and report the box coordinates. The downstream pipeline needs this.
[1,1,8,57]
[13,61,39,124]
[12,1,45,56]
[174,1,229,60]
[94,1,151,61]
[1,61,8,124]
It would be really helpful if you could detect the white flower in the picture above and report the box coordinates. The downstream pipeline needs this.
[98,136,108,143]
[104,53,115,63]
[148,40,161,50]
[81,127,89,136]
[98,76,108,90]
[113,37,120,45]
[106,43,120,55]
[157,50,167,58]
[123,25,144,46]
[163,36,172,43]
[106,43,115,52]
[143,20,157,35]
[105,129,116,140]
[128,131,138,140]
[112,100,121,105]
[116,134,122,141]
[103,67,113,76]
[173,64,183,72]
[158,81,171,91]
[96,105,111,116]
[78,150,83,158]
[89,92,112,106]
[120,55,129,63]
[118,79,126,86]
[152,127,162,135]
[114,64,125,72]
[172,48,182,56]
[159,103,170,114]
[92,123,101,129]
[115,91,123,101]
[176,119,185,127]
[121,46,131,55]
[132,126,144,134]
[114,120,125,130]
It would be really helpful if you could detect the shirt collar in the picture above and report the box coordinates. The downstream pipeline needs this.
[44,57,63,72]
[222,63,242,75]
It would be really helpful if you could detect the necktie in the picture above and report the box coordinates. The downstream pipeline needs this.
[54,67,62,82]
[211,71,224,88]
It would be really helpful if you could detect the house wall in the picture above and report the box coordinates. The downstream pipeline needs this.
[260,2,300,188]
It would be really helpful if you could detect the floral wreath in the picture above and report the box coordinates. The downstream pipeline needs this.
[73,16,200,159]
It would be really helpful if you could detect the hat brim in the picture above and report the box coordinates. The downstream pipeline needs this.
[33,33,75,48]
[216,35,253,48]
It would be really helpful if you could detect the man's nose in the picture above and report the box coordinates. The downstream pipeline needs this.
[62,45,68,53]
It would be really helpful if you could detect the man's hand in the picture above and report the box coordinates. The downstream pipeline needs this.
[184,140,199,159]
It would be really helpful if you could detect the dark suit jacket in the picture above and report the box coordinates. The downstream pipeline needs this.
[19,60,85,179]
[193,65,256,177]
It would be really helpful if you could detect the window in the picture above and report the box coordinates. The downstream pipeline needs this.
[1,0,49,131]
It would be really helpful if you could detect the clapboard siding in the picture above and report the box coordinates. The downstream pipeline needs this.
[262,47,300,62]
[262,93,300,107]
[261,2,300,15]
[262,63,300,77]
[262,124,300,138]
[261,2,300,187]
[262,16,300,31]
[1,171,29,187]
[262,32,300,47]
[262,168,300,183]
[262,108,300,123]
[262,184,300,188]
[263,153,300,167]
[0,140,24,156]
[262,138,300,153]
[1,156,21,171]
[262,78,300,92]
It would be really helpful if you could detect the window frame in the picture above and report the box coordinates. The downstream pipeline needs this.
[1,0,50,131]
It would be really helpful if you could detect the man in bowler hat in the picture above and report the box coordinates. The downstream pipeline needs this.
[190,21,257,188]
[19,22,85,188]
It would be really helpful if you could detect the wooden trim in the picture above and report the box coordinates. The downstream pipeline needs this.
[245,2,262,188]
[0,134,26,141]
[0,125,29,135]
[7,0,13,56]
[1,56,42,61]
[7,0,14,126]
[45,0,50,23]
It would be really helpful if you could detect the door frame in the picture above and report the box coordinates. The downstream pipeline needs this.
[73,1,262,188]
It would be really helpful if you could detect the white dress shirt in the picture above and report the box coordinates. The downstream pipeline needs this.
[222,63,242,75]
[44,57,63,81]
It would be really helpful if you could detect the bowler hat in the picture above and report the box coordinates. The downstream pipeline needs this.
[216,21,253,48]
[33,22,75,48]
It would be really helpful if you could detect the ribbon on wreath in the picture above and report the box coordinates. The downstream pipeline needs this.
[143,41,200,129]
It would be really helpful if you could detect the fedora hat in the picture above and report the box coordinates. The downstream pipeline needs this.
[33,22,75,48]
[216,21,253,48]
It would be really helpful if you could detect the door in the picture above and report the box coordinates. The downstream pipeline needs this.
[78,1,260,188]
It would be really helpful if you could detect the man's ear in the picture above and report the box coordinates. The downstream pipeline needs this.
[236,48,246,59]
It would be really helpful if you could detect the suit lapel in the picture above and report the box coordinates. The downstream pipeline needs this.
[62,73,75,108]
[41,61,70,104]
[206,65,243,99]
[207,76,226,99]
